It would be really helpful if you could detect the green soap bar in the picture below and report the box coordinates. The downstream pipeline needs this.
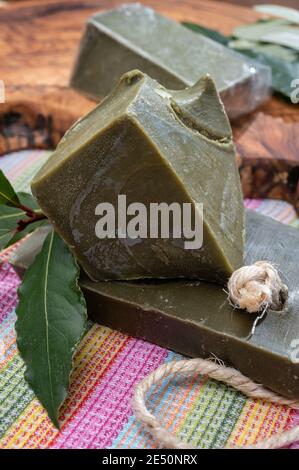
[31,70,244,283]
[70,3,271,119]
[10,210,299,399]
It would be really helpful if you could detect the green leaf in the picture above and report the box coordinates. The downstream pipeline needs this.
[17,192,40,211]
[0,202,45,250]
[181,21,229,45]
[0,170,20,207]
[228,38,299,96]
[0,205,26,230]
[182,20,299,98]
[15,230,87,427]
[262,30,299,51]
[0,229,14,250]
[233,18,297,42]
[7,219,48,247]
[229,39,298,61]
[0,205,27,250]
[254,5,299,25]
[235,48,299,97]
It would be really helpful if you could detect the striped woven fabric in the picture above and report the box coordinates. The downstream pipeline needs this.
[0,150,298,449]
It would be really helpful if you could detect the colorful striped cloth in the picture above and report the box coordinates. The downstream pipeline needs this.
[0,150,298,449]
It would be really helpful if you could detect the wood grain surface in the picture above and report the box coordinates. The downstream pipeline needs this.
[0,0,298,210]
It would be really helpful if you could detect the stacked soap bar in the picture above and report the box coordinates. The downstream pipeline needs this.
[70,3,271,119]
[11,210,299,399]
[31,70,244,283]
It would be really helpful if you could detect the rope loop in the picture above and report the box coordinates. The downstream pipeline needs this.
[133,358,299,449]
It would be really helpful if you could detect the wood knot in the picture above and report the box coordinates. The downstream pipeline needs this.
[227,261,288,313]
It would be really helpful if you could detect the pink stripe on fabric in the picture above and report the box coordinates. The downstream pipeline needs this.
[0,150,46,182]
[51,338,168,449]
[289,412,299,449]
[0,263,19,323]
[244,199,263,210]
[2,155,36,181]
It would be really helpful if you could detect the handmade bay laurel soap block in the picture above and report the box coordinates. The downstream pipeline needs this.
[70,3,270,119]
[10,211,299,399]
[31,70,244,282]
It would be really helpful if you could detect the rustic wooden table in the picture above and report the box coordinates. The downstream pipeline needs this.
[0,0,298,210]
[224,0,299,8]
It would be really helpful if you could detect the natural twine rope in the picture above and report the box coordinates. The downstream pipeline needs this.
[133,358,299,449]
[133,261,295,449]
[227,260,288,313]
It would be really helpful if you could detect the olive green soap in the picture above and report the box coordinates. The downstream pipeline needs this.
[31,70,244,282]
[70,3,271,119]
[10,211,299,399]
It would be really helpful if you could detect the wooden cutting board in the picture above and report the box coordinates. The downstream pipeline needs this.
[0,0,298,211]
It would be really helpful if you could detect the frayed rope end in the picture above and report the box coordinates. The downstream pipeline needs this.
[227,261,288,314]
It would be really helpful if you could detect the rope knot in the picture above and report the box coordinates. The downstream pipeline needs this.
[228,261,288,313]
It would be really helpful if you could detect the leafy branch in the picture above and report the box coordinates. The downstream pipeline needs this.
[183,16,299,99]
[0,169,87,428]
[17,209,47,232]
[0,170,47,249]
[16,230,87,428]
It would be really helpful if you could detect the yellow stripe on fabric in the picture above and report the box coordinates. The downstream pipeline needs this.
[253,403,290,443]
[3,327,125,449]
[229,401,267,446]
[124,366,207,449]
[0,355,24,391]
[1,329,121,448]
[30,328,127,449]
[0,343,18,375]
[1,326,127,448]
[28,327,128,449]
[3,400,49,449]
[0,325,110,426]
[188,385,238,448]
[251,402,275,442]
[169,376,204,434]
[242,402,270,446]
[0,341,17,369]
[65,324,112,377]
[227,399,291,447]
[178,380,222,445]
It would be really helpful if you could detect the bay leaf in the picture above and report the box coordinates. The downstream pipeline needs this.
[7,219,49,247]
[228,38,255,50]
[0,205,26,230]
[0,205,27,249]
[9,225,52,273]
[0,197,45,250]
[254,5,299,25]
[182,21,229,45]
[237,48,299,97]
[262,30,299,51]
[17,192,40,211]
[233,19,296,42]
[183,20,299,98]
[0,229,14,250]
[229,39,298,61]
[15,230,87,427]
[0,170,20,207]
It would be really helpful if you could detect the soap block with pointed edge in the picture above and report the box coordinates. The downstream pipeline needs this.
[10,210,299,399]
[70,3,271,119]
[31,70,244,283]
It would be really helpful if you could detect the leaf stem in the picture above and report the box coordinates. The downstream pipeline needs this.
[18,204,35,218]
[17,210,47,232]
